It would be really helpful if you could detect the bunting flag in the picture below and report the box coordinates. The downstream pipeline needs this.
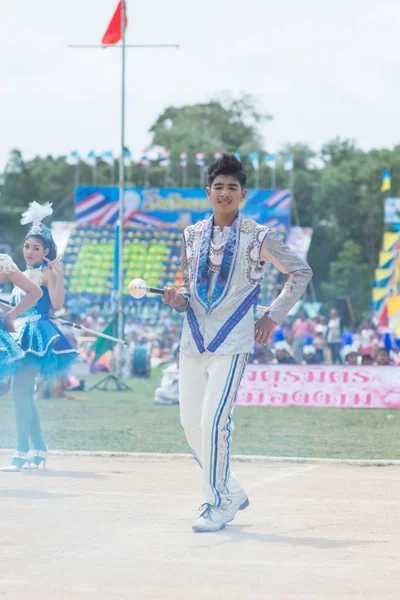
[214,151,222,160]
[101,151,114,166]
[123,149,132,167]
[86,151,97,167]
[140,151,149,167]
[195,152,205,167]
[233,152,241,161]
[180,152,187,168]
[248,152,260,170]
[284,154,294,171]
[159,150,170,167]
[66,151,79,166]
[265,153,276,168]
[381,169,391,192]
[102,0,128,46]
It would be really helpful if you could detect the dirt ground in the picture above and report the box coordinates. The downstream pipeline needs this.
[0,453,400,600]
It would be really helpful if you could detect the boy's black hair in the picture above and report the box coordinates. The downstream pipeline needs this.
[26,234,58,261]
[361,354,373,363]
[377,347,390,356]
[208,153,247,188]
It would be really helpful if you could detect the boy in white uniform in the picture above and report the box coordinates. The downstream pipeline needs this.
[163,154,312,532]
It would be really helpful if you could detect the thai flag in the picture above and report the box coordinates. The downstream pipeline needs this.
[159,150,170,167]
[248,152,260,170]
[195,152,205,167]
[284,154,294,171]
[86,151,96,167]
[101,151,114,166]
[264,218,280,229]
[126,211,169,227]
[265,154,276,168]
[140,151,149,167]
[124,149,131,167]
[91,201,120,226]
[233,152,241,161]
[214,151,222,160]
[75,192,109,223]
[265,190,292,209]
[180,152,187,168]
[66,151,79,166]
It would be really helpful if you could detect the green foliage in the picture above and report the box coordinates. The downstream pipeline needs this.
[148,94,268,188]
[0,101,398,318]
[321,241,373,317]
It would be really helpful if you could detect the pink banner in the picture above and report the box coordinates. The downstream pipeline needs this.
[236,364,400,409]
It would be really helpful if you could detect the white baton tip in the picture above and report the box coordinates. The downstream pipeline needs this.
[128,278,147,299]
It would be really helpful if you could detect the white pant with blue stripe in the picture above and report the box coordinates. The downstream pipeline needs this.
[179,351,248,507]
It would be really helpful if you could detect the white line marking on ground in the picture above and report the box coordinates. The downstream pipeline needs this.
[248,464,319,490]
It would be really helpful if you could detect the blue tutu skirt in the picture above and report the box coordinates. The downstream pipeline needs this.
[15,317,78,375]
[0,322,25,379]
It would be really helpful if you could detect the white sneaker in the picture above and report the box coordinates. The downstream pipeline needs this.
[192,504,230,533]
[225,489,250,523]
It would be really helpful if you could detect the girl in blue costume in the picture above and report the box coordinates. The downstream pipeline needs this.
[0,254,43,379]
[1,202,78,472]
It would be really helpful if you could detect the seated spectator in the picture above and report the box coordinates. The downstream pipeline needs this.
[361,354,374,365]
[376,347,391,366]
[154,344,180,405]
[344,347,359,366]
[275,341,297,364]
[303,345,317,364]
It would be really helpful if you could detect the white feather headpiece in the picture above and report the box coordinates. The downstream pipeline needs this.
[21,202,53,226]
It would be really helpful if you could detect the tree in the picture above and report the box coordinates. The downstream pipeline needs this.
[321,241,373,317]
[0,150,41,263]
[148,95,270,187]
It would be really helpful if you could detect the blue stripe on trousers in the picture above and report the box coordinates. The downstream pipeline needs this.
[210,355,240,507]
[223,354,248,490]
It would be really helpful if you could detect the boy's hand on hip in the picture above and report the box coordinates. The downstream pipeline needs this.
[163,287,187,309]
[255,314,277,345]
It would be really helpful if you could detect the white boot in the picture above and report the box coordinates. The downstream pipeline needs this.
[192,504,230,533]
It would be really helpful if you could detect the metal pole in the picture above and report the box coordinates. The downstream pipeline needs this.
[74,161,80,188]
[111,160,115,186]
[182,165,187,188]
[200,166,205,188]
[289,169,300,227]
[117,0,126,378]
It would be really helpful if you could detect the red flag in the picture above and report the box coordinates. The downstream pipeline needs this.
[102,1,128,45]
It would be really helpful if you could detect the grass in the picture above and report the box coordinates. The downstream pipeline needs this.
[1,368,400,459]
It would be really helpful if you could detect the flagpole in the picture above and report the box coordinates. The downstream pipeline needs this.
[255,166,259,189]
[182,163,186,188]
[117,0,126,378]
[75,159,80,189]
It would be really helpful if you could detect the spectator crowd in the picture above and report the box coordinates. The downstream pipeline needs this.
[61,296,399,370]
